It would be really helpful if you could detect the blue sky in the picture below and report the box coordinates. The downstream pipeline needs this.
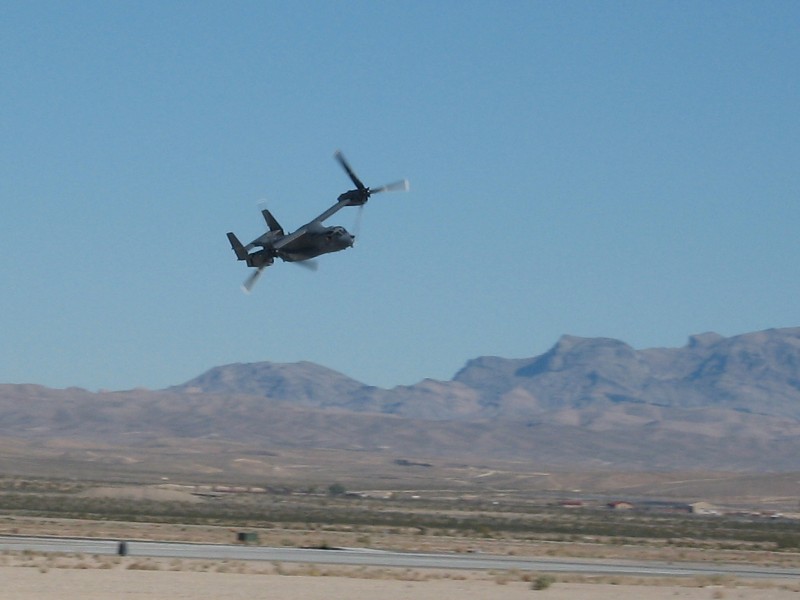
[2,1,798,391]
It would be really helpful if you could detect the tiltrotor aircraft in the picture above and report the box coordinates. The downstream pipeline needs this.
[227,151,409,292]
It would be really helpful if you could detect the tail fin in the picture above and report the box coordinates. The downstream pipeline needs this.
[227,232,249,261]
[261,209,284,234]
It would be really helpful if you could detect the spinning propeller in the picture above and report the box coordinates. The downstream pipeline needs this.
[241,254,318,293]
[334,150,410,205]
[243,266,265,293]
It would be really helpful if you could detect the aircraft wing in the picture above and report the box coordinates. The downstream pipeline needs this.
[272,198,350,249]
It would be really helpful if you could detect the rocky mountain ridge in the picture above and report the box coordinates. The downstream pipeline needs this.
[1,327,799,471]
[171,327,800,421]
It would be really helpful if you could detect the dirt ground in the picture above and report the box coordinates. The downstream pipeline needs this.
[3,566,800,600]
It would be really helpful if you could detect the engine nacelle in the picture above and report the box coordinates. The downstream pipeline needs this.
[246,251,274,269]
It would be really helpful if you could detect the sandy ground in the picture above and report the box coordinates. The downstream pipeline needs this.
[2,566,800,600]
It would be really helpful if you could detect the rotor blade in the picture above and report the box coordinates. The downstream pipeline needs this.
[334,150,366,190]
[293,259,319,271]
[370,179,410,194]
[353,204,365,239]
[242,267,265,293]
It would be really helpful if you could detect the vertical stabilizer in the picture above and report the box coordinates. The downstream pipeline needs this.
[227,232,249,261]
[261,209,284,234]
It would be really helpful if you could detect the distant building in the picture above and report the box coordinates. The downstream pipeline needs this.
[558,499,584,508]
[689,501,718,515]
[607,501,634,510]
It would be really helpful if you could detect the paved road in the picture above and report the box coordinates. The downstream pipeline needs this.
[1,535,798,580]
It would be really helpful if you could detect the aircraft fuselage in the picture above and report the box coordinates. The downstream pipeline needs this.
[277,225,354,262]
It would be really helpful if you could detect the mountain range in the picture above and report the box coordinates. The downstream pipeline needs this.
[2,327,800,473]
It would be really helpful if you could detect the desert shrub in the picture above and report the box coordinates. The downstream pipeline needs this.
[531,574,555,590]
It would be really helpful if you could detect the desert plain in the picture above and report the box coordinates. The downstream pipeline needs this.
[3,562,800,600]
[1,450,799,599]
